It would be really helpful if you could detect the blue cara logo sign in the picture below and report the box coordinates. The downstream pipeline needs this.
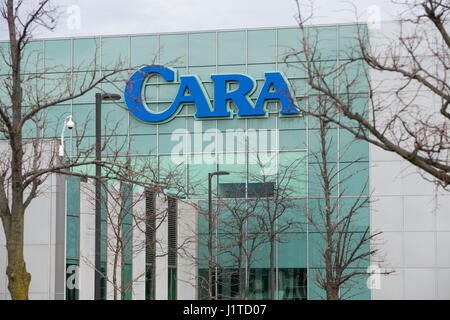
[124,65,298,123]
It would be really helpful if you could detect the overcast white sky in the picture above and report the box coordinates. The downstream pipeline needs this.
[0,0,404,40]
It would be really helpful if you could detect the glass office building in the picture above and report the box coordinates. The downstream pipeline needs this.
[1,20,448,301]
[1,24,371,300]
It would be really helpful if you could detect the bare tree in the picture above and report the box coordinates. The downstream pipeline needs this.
[290,0,449,188]
[194,153,305,300]
[248,154,305,300]
[77,150,191,300]
[306,93,390,300]
[0,0,144,299]
[215,194,266,300]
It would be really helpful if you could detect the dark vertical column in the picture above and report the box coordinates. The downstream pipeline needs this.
[168,197,178,300]
[207,173,213,300]
[145,190,156,300]
[95,93,102,300]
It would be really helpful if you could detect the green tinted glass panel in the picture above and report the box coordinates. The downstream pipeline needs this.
[42,104,71,138]
[73,38,99,71]
[129,134,157,155]
[145,265,155,300]
[341,270,371,300]
[308,198,338,234]
[278,28,304,62]
[123,264,132,300]
[159,155,186,196]
[278,151,307,197]
[121,184,133,265]
[102,37,129,70]
[100,262,107,300]
[247,268,271,300]
[189,160,217,198]
[308,232,326,269]
[189,33,216,66]
[218,160,246,183]
[279,129,306,151]
[339,24,368,60]
[216,117,245,132]
[308,128,337,163]
[66,216,80,259]
[22,41,43,73]
[218,31,245,65]
[197,200,210,234]
[65,260,79,300]
[71,71,101,103]
[0,42,10,74]
[129,117,158,135]
[339,60,369,94]
[154,81,181,103]
[45,72,71,99]
[340,129,369,162]
[308,268,327,300]
[278,268,307,300]
[217,64,246,74]
[249,241,271,268]
[159,133,185,154]
[160,34,186,66]
[340,161,369,196]
[247,114,276,130]
[307,26,337,61]
[339,197,370,232]
[277,199,307,231]
[168,267,177,300]
[66,176,80,259]
[247,63,276,80]
[130,35,158,67]
[45,39,71,72]
[101,103,129,136]
[157,116,186,134]
[278,61,306,79]
[339,95,369,127]
[248,29,276,64]
[189,66,216,82]
[248,152,277,184]
[278,233,307,268]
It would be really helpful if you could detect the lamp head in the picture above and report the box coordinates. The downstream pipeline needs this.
[101,93,121,101]
[66,117,74,130]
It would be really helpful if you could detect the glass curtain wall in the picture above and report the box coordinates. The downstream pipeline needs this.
[34,24,371,300]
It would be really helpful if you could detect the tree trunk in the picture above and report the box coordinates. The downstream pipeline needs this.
[237,233,243,299]
[269,239,275,300]
[326,283,339,300]
[207,210,214,300]
[6,209,31,300]
[113,245,119,300]
[121,242,125,300]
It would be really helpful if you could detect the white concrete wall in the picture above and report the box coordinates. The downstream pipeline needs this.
[75,187,199,301]
[0,173,64,300]
[132,194,146,300]
[105,187,121,301]
[130,195,199,300]
[369,20,450,300]
[177,199,198,300]
[155,197,168,300]
[78,182,95,300]
[370,145,450,299]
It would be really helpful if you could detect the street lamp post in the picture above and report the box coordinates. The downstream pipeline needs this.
[94,92,121,300]
[207,171,229,300]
